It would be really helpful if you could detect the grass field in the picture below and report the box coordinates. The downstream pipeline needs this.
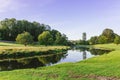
[0,42,69,52]
[0,43,120,80]
[0,42,69,56]
[0,42,69,61]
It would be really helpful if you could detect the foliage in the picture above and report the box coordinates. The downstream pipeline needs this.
[89,28,118,44]
[0,18,50,41]
[16,32,33,46]
[54,32,62,45]
[114,35,120,45]
[0,18,69,46]
[50,30,68,45]
[50,29,59,42]
[79,40,89,45]
[78,32,89,45]
[55,33,68,45]
[89,36,98,44]
[38,31,53,45]
[98,35,107,44]
[101,28,115,43]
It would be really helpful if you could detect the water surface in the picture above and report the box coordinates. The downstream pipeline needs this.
[0,48,110,71]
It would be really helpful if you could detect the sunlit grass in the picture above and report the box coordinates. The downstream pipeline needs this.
[0,42,69,54]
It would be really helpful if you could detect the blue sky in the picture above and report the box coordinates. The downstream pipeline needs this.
[1,0,120,40]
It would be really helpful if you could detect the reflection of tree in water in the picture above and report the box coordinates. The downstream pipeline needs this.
[83,51,86,60]
[38,53,67,65]
[74,47,88,60]
[75,47,89,52]
[0,52,67,71]
[72,47,88,60]
[89,49,111,55]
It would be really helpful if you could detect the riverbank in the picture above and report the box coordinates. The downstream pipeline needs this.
[0,42,69,59]
[0,43,120,80]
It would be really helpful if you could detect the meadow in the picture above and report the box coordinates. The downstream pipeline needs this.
[0,42,69,59]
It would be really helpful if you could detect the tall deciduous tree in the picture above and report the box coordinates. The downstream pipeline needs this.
[38,31,53,45]
[102,28,115,43]
[16,32,33,46]
[82,32,86,41]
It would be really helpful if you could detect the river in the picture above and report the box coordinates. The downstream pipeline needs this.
[0,48,110,71]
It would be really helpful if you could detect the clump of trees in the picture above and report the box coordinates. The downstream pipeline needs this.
[0,18,49,41]
[89,36,98,45]
[38,31,68,46]
[89,28,120,45]
[0,18,69,46]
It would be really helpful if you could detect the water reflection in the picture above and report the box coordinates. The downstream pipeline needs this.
[89,49,111,55]
[0,48,111,71]
[83,51,86,59]
[0,53,67,71]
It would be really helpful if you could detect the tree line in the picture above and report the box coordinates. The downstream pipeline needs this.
[89,28,120,45]
[0,18,69,46]
[74,28,120,45]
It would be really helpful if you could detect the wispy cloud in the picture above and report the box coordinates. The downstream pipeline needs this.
[0,0,27,13]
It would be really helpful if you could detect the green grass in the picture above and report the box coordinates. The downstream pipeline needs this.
[1,43,120,80]
[0,42,69,59]
[0,42,69,52]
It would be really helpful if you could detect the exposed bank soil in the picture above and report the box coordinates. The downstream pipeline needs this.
[69,74,120,80]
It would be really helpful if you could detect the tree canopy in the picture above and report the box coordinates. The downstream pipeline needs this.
[16,32,33,46]
[0,18,50,41]
[98,35,107,44]
[89,28,120,44]
[0,18,69,46]
[114,35,120,45]
[89,36,98,45]
[38,31,53,45]
[101,28,115,43]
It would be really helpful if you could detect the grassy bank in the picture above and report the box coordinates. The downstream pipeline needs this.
[0,42,69,52]
[0,43,120,80]
[0,42,69,59]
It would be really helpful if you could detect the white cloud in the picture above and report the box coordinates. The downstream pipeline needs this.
[0,0,27,13]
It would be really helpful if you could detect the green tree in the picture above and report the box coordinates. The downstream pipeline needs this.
[114,36,120,45]
[50,29,60,42]
[98,35,107,44]
[16,32,33,46]
[0,18,48,41]
[102,28,115,43]
[89,36,98,44]
[55,32,62,45]
[60,34,68,45]
[38,31,53,45]
[0,18,68,43]
[79,40,89,45]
